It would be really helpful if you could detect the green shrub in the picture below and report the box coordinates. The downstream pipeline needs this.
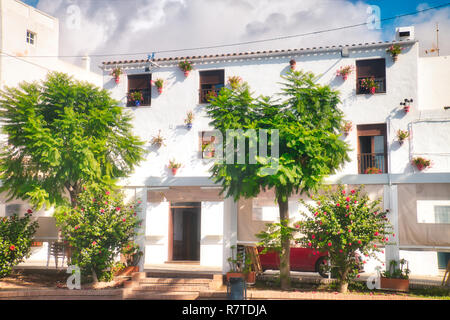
[55,185,142,282]
[0,211,39,278]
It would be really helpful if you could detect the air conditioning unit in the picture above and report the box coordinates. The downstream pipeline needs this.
[395,26,415,41]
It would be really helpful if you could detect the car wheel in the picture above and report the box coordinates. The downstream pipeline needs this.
[316,256,329,278]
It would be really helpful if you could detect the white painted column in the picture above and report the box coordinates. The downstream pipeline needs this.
[384,185,400,267]
[200,201,224,267]
[222,197,238,273]
[136,187,147,272]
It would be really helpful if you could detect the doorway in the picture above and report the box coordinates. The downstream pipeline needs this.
[170,202,201,261]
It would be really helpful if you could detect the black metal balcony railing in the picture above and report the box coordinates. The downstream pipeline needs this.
[199,87,223,104]
[357,77,386,94]
[127,89,151,107]
[358,153,387,174]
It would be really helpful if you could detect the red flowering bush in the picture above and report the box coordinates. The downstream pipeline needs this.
[54,185,142,282]
[0,211,38,278]
[295,185,393,293]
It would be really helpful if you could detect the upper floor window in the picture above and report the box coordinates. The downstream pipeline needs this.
[356,59,386,94]
[199,131,217,159]
[127,74,151,107]
[26,30,36,45]
[357,123,387,174]
[199,70,224,104]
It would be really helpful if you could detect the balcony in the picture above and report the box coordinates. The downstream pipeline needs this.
[358,153,387,174]
[127,89,151,107]
[357,77,386,94]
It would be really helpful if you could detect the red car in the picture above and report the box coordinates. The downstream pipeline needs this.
[258,247,363,278]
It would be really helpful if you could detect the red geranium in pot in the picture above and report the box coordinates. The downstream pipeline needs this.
[178,60,193,77]
[168,159,181,175]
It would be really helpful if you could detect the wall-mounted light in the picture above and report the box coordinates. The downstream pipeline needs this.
[400,98,413,113]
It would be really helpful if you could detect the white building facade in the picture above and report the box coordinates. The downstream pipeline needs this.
[102,26,450,276]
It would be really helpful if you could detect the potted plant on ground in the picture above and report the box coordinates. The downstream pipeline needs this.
[130,91,143,107]
[289,59,296,70]
[184,110,194,129]
[152,78,164,94]
[386,44,404,62]
[150,130,165,148]
[365,167,382,174]
[110,67,123,84]
[226,245,255,284]
[117,242,143,276]
[396,129,410,145]
[336,65,354,81]
[341,120,353,136]
[168,159,181,175]
[228,76,243,90]
[178,60,193,77]
[380,259,410,292]
[360,77,378,94]
[412,157,431,171]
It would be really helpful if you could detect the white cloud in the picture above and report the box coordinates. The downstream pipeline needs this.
[35,0,449,73]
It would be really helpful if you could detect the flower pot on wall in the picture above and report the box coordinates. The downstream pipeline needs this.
[158,87,163,94]
[186,123,193,130]
[380,277,409,292]
[115,77,120,84]
[171,168,178,175]
[184,71,190,77]
[404,105,410,113]
[134,100,141,107]
[370,87,376,94]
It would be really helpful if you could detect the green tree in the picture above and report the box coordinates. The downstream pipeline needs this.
[54,184,142,282]
[0,72,145,208]
[0,211,38,278]
[296,185,393,293]
[205,71,350,289]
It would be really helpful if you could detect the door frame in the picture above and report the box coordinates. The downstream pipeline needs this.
[168,202,202,262]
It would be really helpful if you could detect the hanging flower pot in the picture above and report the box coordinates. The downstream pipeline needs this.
[404,105,410,113]
[370,87,376,94]
[341,120,353,136]
[184,110,194,129]
[110,67,123,84]
[289,59,296,70]
[152,78,164,95]
[336,65,354,81]
[168,159,181,175]
[412,157,431,171]
[178,60,193,78]
[396,129,409,145]
[386,44,403,62]
[134,100,141,107]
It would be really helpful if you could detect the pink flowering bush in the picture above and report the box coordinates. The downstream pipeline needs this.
[55,185,142,282]
[295,185,393,293]
[0,211,38,278]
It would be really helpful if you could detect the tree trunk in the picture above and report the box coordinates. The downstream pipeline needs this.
[277,195,291,290]
[338,266,349,293]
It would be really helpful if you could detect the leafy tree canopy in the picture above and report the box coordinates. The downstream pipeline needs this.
[0,72,145,208]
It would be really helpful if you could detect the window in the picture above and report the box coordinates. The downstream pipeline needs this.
[199,70,224,103]
[127,74,151,107]
[6,204,22,217]
[199,131,217,159]
[435,206,450,224]
[357,124,387,174]
[26,30,36,45]
[356,59,386,94]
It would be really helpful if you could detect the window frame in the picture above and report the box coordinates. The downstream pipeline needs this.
[355,58,386,94]
[357,123,388,174]
[26,30,36,45]
[127,73,152,107]
[199,70,225,104]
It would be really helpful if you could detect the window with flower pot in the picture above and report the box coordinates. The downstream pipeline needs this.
[357,124,387,174]
[127,74,151,107]
[199,131,217,159]
[356,59,386,94]
[199,70,224,103]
